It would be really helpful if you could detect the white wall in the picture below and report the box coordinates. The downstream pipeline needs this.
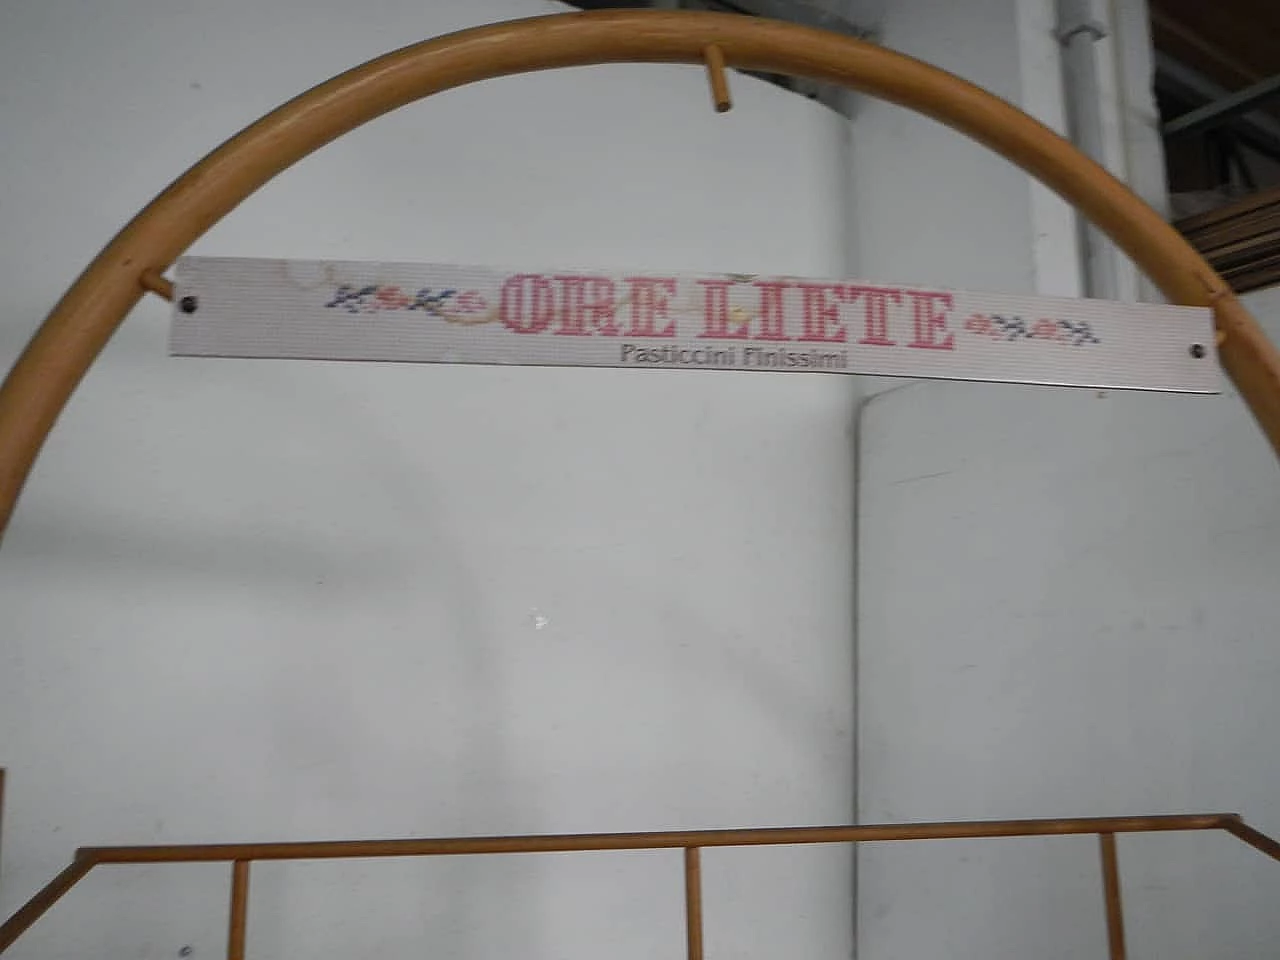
[858,283,1280,960]
[846,0,1037,298]
[852,3,1280,957]
[0,3,858,958]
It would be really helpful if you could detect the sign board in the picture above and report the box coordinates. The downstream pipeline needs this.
[171,257,1218,393]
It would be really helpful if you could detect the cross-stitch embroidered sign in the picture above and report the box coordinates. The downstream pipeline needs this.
[171,257,1218,393]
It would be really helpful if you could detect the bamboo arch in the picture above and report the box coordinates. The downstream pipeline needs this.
[1,8,1278,543]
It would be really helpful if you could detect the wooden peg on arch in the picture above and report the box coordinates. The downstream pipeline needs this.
[139,269,174,302]
[704,44,732,113]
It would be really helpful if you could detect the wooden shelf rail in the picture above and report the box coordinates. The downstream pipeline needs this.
[2,812,1278,959]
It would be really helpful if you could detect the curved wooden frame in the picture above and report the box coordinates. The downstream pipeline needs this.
[1,8,1279,542]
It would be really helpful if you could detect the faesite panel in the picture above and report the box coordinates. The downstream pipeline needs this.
[172,257,1219,394]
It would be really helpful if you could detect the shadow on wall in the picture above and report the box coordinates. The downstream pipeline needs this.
[0,220,862,953]
[0,322,553,957]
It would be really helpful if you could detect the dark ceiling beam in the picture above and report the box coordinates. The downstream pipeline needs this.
[1155,53,1280,159]
[1149,6,1265,91]
[1164,72,1280,139]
